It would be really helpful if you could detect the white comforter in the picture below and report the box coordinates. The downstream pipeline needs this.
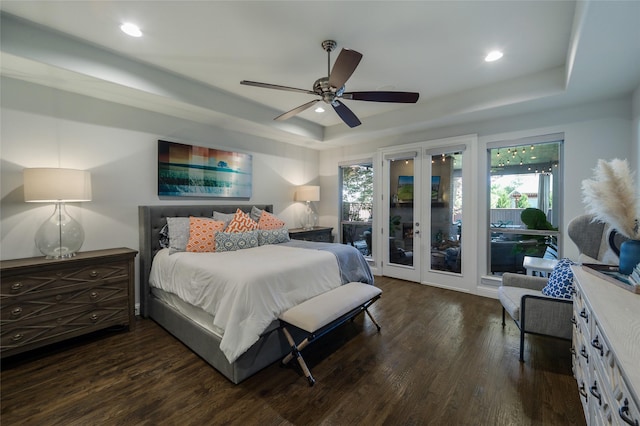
[149,245,341,363]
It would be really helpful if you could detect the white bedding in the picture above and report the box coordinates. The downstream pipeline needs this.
[149,245,342,363]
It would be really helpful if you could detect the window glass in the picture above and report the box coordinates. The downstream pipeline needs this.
[488,140,562,275]
[340,163,373,258]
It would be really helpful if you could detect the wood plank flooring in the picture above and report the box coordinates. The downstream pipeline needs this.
[1,277,586,425]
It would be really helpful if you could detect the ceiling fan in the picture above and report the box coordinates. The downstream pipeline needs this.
[240,40,419,128]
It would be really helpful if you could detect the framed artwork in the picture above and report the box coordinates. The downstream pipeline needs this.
[158,140,252,198]
[431,176,441,200]
[397,175,414,202]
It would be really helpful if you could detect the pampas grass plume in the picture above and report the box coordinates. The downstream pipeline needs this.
[582,158,639,239]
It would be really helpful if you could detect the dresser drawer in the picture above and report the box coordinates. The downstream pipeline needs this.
[1,305,129,356]
[615,382,640,426]
[1,261,130,299]
[1,281,128,323]
[591,360,617,425]
[288,227,334,243]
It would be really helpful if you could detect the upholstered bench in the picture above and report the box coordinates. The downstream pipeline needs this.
[279,282,382,386]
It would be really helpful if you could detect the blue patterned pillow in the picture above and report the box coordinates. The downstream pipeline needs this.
[215,230,259,252]
[542,258,576,299]
[257,228,290,245]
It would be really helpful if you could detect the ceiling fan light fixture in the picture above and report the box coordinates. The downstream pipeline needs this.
[240,40,418,128]
[120,22,142,37]
[485,50,503,62]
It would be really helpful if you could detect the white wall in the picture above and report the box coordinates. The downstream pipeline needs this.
[320,95,634,294]
[632,83,640,185]
[1,78,320,304]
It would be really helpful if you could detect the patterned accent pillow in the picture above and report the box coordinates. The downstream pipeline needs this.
[166,217,190,253]
[257,228,290,245]
[542,258,576,299]
[186,217,226,252]
[257,210,286,230]
[250,206,263,222]
[215,230,259,252]
[159,224,170,248]
[225,209,258,233]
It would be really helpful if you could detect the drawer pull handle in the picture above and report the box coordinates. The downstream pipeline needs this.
[591,336,604,357]
[579,308,589,323]
[10,282,23,291]
[11,307,23,317]
[12,333,23,342]
[579,346,589,363]
[89,271,99,278]
[571,316,577,325]
[570,346,576,356]
[90,314,99,322]
[90,291,99,300]
[589,381,602,406]
[578,382,588,401]
[620,398,639,426]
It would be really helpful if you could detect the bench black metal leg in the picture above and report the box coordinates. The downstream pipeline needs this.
[365,308,381,332]
[281,327,315,386]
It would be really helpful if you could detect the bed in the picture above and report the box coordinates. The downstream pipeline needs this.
[138,204,374,384]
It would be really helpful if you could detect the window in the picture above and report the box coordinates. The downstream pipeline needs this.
[339,162,373,258]
[488,138,563,275]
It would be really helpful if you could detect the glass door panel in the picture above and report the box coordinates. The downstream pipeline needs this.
[430,152,463,274]
[388,158,415,267]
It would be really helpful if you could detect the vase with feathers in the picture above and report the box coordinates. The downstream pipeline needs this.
[582,158,640,274]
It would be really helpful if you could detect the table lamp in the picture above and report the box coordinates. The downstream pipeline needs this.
[295,185,320,230]
[23,168,92,258]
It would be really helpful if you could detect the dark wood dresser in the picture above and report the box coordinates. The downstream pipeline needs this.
[0,248,137,358]
[288,227,334,243]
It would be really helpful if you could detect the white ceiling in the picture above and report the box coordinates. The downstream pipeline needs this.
[1,1,639,149]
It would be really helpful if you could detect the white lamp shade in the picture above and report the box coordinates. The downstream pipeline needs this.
[24,168,92,202]
[295,185,320,202]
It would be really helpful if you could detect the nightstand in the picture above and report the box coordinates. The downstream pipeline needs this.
[288,227,334,243]
[0,247,137,358]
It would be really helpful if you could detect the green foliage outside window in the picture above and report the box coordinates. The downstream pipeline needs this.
[491,180,529,208]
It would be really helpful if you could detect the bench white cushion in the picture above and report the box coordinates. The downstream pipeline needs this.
[279,282,382,333]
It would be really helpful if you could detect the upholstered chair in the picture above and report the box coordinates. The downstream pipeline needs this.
[498,214,623,362]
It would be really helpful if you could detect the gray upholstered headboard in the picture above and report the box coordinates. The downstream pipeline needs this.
[138,204,273,316]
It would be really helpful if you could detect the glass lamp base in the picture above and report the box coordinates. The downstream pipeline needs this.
[35,203,85,259]
[301,202,317,230]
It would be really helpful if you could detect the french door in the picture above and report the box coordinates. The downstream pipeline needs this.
[382,148,422,282]
[381,135,477,292]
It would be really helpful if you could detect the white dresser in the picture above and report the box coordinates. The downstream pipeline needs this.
[572,266,640,425]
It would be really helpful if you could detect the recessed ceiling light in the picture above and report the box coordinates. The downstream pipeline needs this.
[485,50,503,62]
[315,106,325,113]
[120,22,142,37]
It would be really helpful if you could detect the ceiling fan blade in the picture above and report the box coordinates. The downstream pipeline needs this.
[329,49,363,89]
[343,91,420,103]
[274,99,320,121]
[332,100,361,128]
[241,80,315,95]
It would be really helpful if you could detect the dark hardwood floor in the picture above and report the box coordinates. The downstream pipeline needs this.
[1,277,586,425]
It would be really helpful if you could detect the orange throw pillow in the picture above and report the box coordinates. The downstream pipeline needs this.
[225,209,258,233]
[186,217,226,252]
[257,210,286,230]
